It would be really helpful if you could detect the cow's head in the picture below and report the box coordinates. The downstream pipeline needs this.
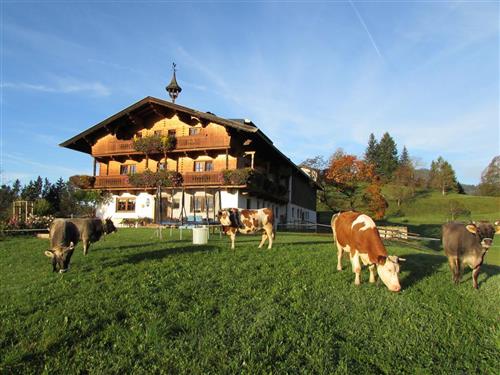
[466,221,496,249]
[44,242,75,273]
[217,210,232,226]
[104,218,117,234]
[376,255,406,292]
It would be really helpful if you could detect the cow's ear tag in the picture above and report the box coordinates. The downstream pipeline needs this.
[44,251,54,258]
[466,225,477,234]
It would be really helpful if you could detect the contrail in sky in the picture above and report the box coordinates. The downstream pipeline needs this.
[348,0,384,60]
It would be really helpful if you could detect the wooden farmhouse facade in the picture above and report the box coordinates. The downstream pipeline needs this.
[60,96,317,226]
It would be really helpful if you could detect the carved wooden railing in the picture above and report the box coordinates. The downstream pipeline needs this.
[182,171,224,186]
[92,135,230,155]
[94,175,130,188]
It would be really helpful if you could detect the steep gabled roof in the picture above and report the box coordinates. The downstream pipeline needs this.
[60,96,258,154]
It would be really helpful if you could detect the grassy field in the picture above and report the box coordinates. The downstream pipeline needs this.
[1,229,499,374]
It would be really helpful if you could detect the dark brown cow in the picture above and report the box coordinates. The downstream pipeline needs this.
[218,208,274,249]
[332,211,405,292]
[442,221,499,289]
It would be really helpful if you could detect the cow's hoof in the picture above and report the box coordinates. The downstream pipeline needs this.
[59,269,67,274]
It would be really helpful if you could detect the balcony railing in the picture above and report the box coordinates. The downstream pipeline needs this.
[92,135,230,156]
[183,171,224,186]
[94,172,225,189]
[94,175,130,188]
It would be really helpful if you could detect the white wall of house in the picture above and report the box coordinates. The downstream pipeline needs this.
[97,188,315,226]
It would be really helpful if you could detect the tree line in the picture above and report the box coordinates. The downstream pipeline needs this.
[301,132,499,217]
[0,177,110,222]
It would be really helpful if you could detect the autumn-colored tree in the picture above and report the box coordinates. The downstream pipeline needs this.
[325,151,385,216]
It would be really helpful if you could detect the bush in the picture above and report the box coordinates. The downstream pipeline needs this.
[69,175,96,189]
[129,170,183,188]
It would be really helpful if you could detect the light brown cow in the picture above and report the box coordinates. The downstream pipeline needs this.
[218,208,275,250]
[332,211,405,292]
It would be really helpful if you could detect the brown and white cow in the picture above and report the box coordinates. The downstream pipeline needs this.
[218,208,275,250]
[442,221,499,289]
[332,211,405,292]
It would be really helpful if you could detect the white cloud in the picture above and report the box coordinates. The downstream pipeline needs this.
[2,78,111,97]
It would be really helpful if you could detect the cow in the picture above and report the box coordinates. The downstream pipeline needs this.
[66,217,117,255]
[332,211,405,292]
[44,218,116,273]
[442,221,499,289]
[218,208,275,250]
[44,219,79,273]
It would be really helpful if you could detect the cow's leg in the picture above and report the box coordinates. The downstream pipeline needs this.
[83,240,90,256]
[368,264,376,283]
[230,231,236,250]
[448,256,460,284]
[472,266,481,289]
[351,252,362,285]
[261,226,273,249]
[335,241,343,271]
[258,232,268,248]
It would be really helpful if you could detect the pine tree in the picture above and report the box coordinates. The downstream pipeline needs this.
[399,146,410,167]
[376,132,399,180]
[364,133,379,166]
[429,156,458,195]
[12,179,21,198]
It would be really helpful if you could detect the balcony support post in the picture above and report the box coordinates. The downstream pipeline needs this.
[93,158,97,177]
[225,149,229,169]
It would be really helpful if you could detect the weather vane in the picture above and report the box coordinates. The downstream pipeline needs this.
[166,62,182,103]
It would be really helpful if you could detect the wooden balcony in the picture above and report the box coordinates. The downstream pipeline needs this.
[94,175,130,189]
[94,172,225,189]
[182,171,224,186]
[92,135,230,156]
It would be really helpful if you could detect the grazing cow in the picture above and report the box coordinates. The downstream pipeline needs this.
[332,211,405,292]
[442,221,499,289]
[66,218,117,255]
[218,208,275,250]
[44,219,79,273]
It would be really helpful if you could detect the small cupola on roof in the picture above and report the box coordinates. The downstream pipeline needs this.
[166,62,182,103]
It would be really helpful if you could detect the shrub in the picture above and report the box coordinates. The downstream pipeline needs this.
[129,170,183,188]
[69,175,96,189]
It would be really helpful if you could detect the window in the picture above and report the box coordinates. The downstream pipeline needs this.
[191,196,205,212]
[158,162,165,171]
[173,198,180,209]
[120,164,137,175]
[168,129,176,136]
[246,199,251,209]
[116,198,136,212]
[154,130,163,136]
[189,127,200,136]
[194,161,213,172]
[120,165,128,175]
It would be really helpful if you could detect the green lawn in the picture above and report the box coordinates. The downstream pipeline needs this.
[1,229,499,374]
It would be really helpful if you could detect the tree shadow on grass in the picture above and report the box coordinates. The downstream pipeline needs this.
[104,245,220,268]
[400,253,447,289]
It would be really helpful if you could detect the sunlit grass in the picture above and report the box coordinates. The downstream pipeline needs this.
[1,229,499,373]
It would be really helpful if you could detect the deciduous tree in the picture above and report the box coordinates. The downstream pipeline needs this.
[429,156,458,195]
[477,156,500,197]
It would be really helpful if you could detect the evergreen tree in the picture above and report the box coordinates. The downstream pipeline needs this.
[376,132,399,180]
[364,133,379,166]
[42,178,52,199]
[399,146,411,167]
[12,179,21,199]
[429,156,458,195]
[477,156,500,196]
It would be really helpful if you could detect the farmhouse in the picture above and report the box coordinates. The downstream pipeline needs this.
[60,72,317,225]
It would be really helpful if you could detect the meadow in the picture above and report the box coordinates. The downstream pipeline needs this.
[1,228,499,374]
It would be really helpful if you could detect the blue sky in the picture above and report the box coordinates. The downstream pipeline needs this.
[1,1,498,185]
